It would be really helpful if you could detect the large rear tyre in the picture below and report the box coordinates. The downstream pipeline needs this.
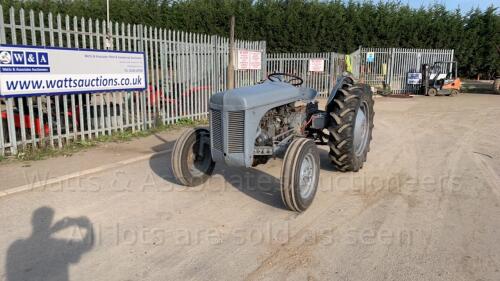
[281,138,320,212]
[328,84,374,172]
[171,127,215,186]
[427,88,437,96]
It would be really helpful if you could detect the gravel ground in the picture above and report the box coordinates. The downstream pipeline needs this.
[0,93,499,281]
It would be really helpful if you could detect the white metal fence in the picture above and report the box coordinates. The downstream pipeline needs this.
[348,49,361,80]
[0,5,455,157]
[0,5,265,156]
[358,47,454,93]
[265,48,454,97]
[266,52,346,97]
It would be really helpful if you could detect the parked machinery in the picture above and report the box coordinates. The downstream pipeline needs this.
[495,76,500,94]
[171,73,374,212]
[421,61,461,96]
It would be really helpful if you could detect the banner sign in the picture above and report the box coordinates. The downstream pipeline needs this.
[407,72,422,85]
[0,45,146,98]
[236,49,262,70]
[308,59,325,72]
[366,52,375,63]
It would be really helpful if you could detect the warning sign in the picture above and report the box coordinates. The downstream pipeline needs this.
[308,59,325,72]
[236,49,261,70]
[366,52,375,63]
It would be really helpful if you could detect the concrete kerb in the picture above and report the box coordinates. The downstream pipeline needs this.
[0,149,172,198]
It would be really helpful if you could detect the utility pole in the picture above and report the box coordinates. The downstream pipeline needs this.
[227,16,235,90]
[105,0,112,49]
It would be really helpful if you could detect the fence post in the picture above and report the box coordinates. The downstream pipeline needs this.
[3,7,18,155]
[358,46,362,82]
[417,51,422,73]
[227,16,235,90]
[0,5,5,156]
[328,52,334,93]
[211,35,218,93]
[0,5,5,44]
[388,48,395,92]
[138,24,147,129]
[385,48,391,89]
[450,49,455,74]
[261,40,267,81]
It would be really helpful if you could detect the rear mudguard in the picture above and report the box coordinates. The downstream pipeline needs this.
[325,75,355,112]
[324,75,372,124]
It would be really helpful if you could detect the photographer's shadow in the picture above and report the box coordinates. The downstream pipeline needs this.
[6,207,94,281]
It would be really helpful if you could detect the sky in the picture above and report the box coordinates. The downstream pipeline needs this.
[402,0,499,11]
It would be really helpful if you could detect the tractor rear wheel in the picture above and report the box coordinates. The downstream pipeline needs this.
[281,138,320,212]
[171,127,215,186]
[327,85,374,172]
[427,88,437,96]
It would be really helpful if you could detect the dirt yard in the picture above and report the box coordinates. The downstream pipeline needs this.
[0,93,499,281]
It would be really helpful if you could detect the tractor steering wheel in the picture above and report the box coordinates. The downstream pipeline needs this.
[268,73,304,86]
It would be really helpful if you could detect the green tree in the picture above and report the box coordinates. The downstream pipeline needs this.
[0,0,498,78]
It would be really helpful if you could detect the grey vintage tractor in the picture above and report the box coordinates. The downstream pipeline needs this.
[171,73,374,212]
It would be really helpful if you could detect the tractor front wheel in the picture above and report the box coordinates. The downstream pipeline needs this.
[328,85,374,172]
[280,138,320,212]
[171,127,215,186]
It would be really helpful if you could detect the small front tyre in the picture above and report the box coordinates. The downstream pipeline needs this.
[281,138,320,212]
[171,127,215,186]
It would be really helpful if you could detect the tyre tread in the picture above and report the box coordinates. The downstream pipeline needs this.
[171,127,214,186]
[327,84,374,172]
[281,138,319,212]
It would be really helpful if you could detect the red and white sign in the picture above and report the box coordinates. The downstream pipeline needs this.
[308,59,325,72]
[236,49,262,70]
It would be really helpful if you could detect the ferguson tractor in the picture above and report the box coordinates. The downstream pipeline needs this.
[171,73,374,212]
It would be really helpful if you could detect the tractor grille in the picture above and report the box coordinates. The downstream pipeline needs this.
[227,111,245,153]
[210,109,223,152]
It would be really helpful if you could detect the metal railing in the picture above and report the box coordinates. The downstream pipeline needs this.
[265,47,454,97]
[357,47,454,94]
[0,4,454,157]
[266,52,346,97]
[0,5,265,156]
